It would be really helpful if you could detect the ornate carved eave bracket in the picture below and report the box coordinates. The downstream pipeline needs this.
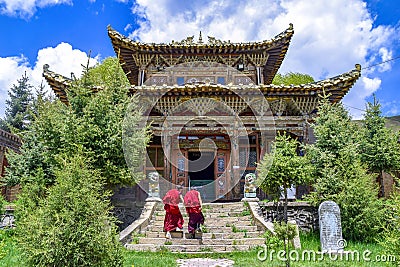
[133,64,360,96]
[42,65,108,106]
[108,24,293,50]
[134,64,361,116]
[0,129,22,152]
[108,24,294,86]
[42,64,73,105]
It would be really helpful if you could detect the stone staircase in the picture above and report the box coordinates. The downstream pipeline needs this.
[125,202,266,253]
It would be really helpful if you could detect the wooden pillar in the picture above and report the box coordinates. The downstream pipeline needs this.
[163,131,172,191]
[231,123,240,199]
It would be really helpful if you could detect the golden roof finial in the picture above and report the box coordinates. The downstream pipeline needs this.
[198,31,203,44]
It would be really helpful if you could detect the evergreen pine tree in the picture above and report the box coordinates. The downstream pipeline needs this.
[0,72,34,132]
[360,95,400,196]
[307,93,384,242]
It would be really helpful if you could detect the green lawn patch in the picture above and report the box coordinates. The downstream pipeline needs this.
[0,230,395,267]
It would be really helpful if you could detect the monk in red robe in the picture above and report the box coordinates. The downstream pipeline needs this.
[163,189,184,239]
[184,189,205,237]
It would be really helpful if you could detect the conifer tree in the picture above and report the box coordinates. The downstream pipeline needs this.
[4,57,149,188]
[306,93,384,242]
[0,72,34,132]
[257,133,313,267]
[9,57,148,265]
[272,72,314,85]
[360,95,400,196]
[16,153,123,266]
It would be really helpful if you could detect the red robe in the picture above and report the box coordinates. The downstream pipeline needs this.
[184,190,205,234]
[163,189,184,232]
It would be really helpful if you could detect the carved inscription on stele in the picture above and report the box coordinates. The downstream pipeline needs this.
[318,201,344,253]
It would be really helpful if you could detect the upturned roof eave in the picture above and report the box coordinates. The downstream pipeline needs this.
[107,24,294,52]
[131,64,361,102]
[42,64,72,105]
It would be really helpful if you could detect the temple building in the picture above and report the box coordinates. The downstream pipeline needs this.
[0,129,22,201]
[44,24,361,203]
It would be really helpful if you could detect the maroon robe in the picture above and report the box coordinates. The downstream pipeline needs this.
[184,190,205,234]
[163,189,184,232]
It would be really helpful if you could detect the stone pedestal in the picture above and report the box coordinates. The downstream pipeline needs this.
[145,197,162,202]
[241,197,260,202]
[146,171,161,202]
[242,173,258,202]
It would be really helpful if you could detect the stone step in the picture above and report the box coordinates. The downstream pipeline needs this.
[153,214,251,221]
[201,238,265,246]
[146,231,263,239]
[146,231,186,238]
[203,202,245,208]
[204,225,258,232]
[137,237,265,246]
[125,244,258,253]
[150,220,252,227]
[202,231,263,239]
[155,203,245,211]
[138,237,201,245]
[204,206,246,210]
[204,222,253,227]
[153,212,249,220]
[205,212,249,217]
[146,224,257,233]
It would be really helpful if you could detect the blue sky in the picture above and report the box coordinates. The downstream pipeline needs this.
[0,0,399,119]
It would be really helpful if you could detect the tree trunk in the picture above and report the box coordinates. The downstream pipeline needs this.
[380,170,385,198]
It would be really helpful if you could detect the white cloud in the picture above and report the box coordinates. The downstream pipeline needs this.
[343,77,381,119]
[127,0,396,118]
[124,23,132,32]
[0,0,72,18]
[377,47,393,72]
[380,100,400,117]
[0,42,98,115]
[0,56,31,114]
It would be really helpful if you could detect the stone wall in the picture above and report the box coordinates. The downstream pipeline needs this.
[259,201,318,232]
[111,185,147,230]
[1,185,21,202]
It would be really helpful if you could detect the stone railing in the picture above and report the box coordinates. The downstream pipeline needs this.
[258,201,318,232]
[119,200,159,245]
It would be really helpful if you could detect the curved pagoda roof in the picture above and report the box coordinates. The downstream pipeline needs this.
[107,24,294,85]
[134,64,361,102]
[133,65,361,116]
[42,64,72,104]
[0,129,22,152]
[43,63,361,116]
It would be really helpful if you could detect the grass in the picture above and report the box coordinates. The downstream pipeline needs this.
[0,229,396,267]
[124,233,395,267]
[200,224,208,233]
[231,224,248,233]
[0,230,26,266]
[131,233,146,244]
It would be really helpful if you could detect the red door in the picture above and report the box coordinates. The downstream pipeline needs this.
[172,149,188,189]
[215,150,230,200]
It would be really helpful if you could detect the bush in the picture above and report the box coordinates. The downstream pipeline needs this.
[16,154,123,267]
[380,192,400,266]
[335,168,385,242]
[306,95,385,242]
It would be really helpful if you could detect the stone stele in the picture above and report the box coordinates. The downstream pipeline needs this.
[318,200,345,253]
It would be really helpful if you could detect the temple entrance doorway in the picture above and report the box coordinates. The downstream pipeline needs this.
[188,151,215,201]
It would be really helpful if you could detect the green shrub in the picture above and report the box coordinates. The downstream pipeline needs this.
[262,230,283,249]
[16,154,123,267]
[273,221,297,243]
[380,192,400,266]
[307,94,385,243]
[335,169,385,243]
